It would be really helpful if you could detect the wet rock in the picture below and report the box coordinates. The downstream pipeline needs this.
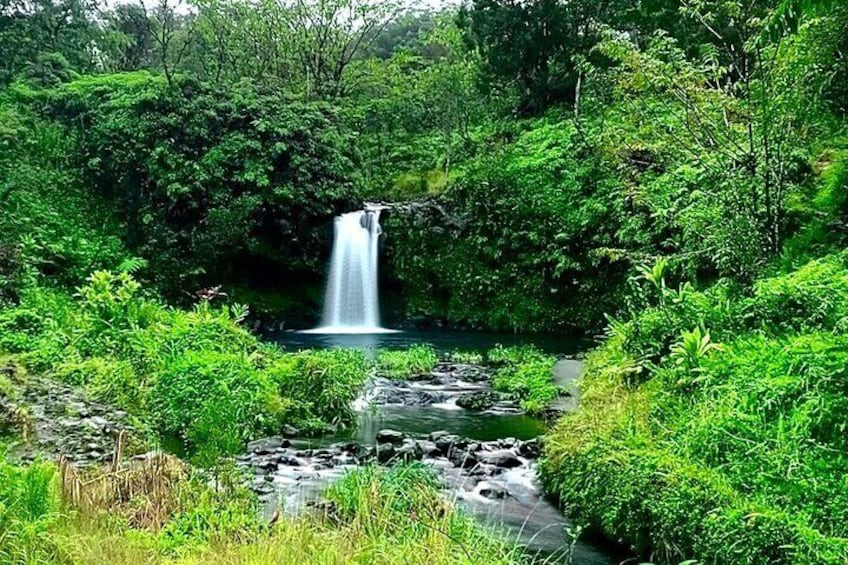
[249,437,289,455]
[499,438,518,449]
[477,450,523,468]
[377,443,395,463]
[396,442,423,462]
[281,425,301,437]
[376,429,405,444]
[468,464,499,477]
[65,402,90,418]
[434,434,465,455]
[477,481,509,500]
[417,440,441,457]
[341,442,360,454]
[456,391,498,411]
[448,447,478,469]
[256,458,279,473]
[517,439,540,458]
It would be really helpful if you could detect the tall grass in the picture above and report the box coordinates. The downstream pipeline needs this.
[375,344,438,379]
[0,459,521,565]
[488,345,560,414]
[0,458,66,564]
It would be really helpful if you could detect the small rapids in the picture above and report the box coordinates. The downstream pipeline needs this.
[238,362,617,563]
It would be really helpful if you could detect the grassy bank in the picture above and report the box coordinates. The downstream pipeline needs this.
[539,250,848,564]
[0,457,518,565]
[0,272,370,461]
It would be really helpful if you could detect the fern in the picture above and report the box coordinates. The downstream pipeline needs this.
[117,257,148,274]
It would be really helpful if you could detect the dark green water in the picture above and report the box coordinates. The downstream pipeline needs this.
[292,406,546,448]
[270,328,591,356]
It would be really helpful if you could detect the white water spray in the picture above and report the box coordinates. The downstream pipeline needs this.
[304,207,395,334]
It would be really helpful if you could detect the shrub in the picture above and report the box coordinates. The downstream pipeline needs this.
[269,348,369,432]
[158,474,263,554]
[541,266,848,563]
[150,351,285,456]
[488,345,560,414]
[53,356,141,411]
[374,344,437,379]
[447,350,484,364]
[743,251,848,333]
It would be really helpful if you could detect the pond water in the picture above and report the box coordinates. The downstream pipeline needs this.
[269,328,593,356]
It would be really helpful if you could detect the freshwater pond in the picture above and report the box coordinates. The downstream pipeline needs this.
[269,328,593,356]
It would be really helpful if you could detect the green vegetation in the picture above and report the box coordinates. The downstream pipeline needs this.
[2,0,848,562]
[489,346,560,414]
[540,252,848,563]
[0,271,369,460]
[0,458,516,565]
[375,344,438,379]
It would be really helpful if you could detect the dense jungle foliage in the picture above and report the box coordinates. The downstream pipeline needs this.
[2,0,848,562]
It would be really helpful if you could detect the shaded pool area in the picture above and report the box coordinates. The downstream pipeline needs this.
[268,328,593,356]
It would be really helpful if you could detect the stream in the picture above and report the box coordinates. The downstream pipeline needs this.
[240,332,619,564]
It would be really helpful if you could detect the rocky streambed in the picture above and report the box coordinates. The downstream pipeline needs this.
[1,359,617,563]
[239,361,617,564]
[2,371,132,467]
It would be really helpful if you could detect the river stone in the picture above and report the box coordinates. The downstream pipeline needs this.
[434,434,465,455]
[281,425,301,437]
[456,391,498,411]
[377,443,395,463]
[376,429,405,444]
[477,481,509,500]
[256,458,278,473]
[477,450,523,468]
[277,454,302,467]
[429,430,451,441]
[448,447,478,469]
[417,440,440,457]
[517,439,540,458]
[249,437,289,455]
[396,442,423,462]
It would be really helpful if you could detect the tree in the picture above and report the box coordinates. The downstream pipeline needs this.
[141,0,193,86]
[286,0,407,98]
[105,3,156,71]
[0,0,101,82]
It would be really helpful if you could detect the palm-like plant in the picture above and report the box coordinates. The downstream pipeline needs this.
[670,326,720,370]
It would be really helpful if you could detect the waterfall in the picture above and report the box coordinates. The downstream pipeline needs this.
[305,207,395,334]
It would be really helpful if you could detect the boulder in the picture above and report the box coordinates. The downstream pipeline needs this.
[376,429,406,444]
[395,442,423,462]
[477,481,509,500]
[377,443,395,463]
[249,437,289,455]
[477,450,523,469]
[517,439,540,458]
[434,434,465,455]
[456,391,498,411]
[448,447,478,469]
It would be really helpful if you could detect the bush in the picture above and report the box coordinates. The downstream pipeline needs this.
[488,345,560,414]
[375,344,437,379]
[541,259,848,563]
[743,251,848,333]
[269,348,369,432]
[0,458,65,564]
[150,351,285,457]
[158,474,263,554]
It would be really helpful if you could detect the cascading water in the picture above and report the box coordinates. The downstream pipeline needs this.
[304,207,396,334]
